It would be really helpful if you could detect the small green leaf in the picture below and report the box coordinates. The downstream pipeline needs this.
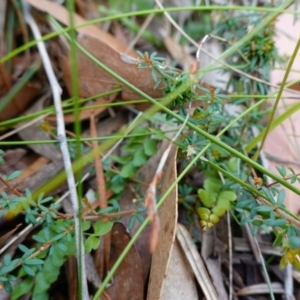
[255,206,273,213]
[4,254,11,266]
[3,280,12,293]
[0,265,15,275]
[216,190,237,210]
[216,198,230,210]
[289,236,300,249]
[198,189,216,208]
[209,214,219,224]
[136,213,145,223]
[32,292,49,300]
[7,170,22,181]
[197,207,211,221]
[276,165,286,177]
[98,206,115,214]
[144,139,157,156]
[33,272,51,295]
[111,154,132,165]
[82,220,91,231]
[11,277,34,300]
[132,149,148,167]
[203,178,222,193]
[212,206,226,217]
[43,257,60,283]
[19,244,30,253]
[39,196,53,204]
[56,243,68,252]
[84,236,100,253]
[93,220,113,236]
[50,233,64,242]
[51,250,65,268]
[277,189,285,206]
[218,190,237,201]
[23,265,35,277]
[252,219,263,227]
[120,162,136,178]
[110,175,125,194]
[25,258,44,266]
[273,231,284,247]
[265,219,287,226]
[128,215,136,230]
[226,157,238,173]
[122,143,142,152]
[261,186,275,204]
[236,199,253,209]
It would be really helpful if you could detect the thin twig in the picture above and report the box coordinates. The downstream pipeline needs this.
[90,112,111,271]
[0,174,22,197]
[90,113,107,209]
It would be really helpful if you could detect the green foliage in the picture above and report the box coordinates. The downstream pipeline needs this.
[127,207,147,230]
[11,277,34,300]
[31,237,76,299]
[84,220,113,253]
[135,4,300,274]
[0,160,118,297]
[105,127,158,196]
[197,176,237,231]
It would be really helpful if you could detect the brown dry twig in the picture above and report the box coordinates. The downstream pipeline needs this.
[0,174,23,197]
[90,112,111,273]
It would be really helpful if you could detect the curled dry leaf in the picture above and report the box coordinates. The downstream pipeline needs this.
[147,145,178,300]
[0,62,39,121]
[105,222,144,300]
[60,35,163,108]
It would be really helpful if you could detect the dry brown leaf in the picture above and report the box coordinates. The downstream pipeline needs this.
[24,0,136,56]
[0,224,22,248]
[0,63,39,121]
[147,145,178,300]
[0,148,27,176]
[60,35,163,107]
[236,282,284,296]
[159,239,198,300]
[105,222,144,300]
[201,227,228,299]
[177,223,219,300]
